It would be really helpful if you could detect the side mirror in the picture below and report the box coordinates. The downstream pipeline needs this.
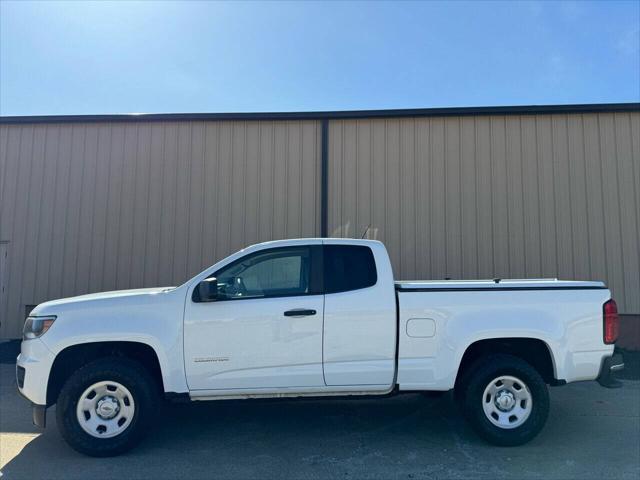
[196,277,218,302]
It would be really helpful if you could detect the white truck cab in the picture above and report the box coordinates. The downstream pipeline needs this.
[17,238,623,456]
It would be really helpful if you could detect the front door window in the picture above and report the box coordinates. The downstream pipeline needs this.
[214,247,311,300]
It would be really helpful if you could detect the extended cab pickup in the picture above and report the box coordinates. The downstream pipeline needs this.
[17,239,623,456]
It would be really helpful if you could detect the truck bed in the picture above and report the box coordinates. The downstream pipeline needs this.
[394,278,611,391]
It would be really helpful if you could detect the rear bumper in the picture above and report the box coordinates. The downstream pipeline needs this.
[597,353,625,388]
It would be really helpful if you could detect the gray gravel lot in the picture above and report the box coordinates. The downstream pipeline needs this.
[1,347,639,480]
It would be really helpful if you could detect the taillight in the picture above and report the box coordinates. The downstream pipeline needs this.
[603,299,619,344]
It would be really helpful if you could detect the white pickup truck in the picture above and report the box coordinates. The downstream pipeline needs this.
[17,238,623,456]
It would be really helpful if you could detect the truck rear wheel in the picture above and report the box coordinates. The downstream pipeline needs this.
[56,357,158,456]
[457,354,549,446]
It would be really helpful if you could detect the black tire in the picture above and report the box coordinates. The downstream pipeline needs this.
[457,354,549,446]
[56,357,158,457]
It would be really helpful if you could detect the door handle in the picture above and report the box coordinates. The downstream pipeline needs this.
[284,309,317,317]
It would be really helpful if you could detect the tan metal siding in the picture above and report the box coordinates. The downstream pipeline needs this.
[328,112,640,314]
[0,110,638,337]
[0,120,321,337]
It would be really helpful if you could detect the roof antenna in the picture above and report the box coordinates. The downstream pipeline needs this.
[361,225,371,239]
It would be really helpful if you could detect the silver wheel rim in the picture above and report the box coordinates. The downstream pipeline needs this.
[76,381,135,438]
[482,375,532,429]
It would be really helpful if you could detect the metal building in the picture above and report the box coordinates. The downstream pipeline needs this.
[1,103,639,341]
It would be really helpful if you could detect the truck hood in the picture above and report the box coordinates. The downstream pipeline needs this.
[30,287,176,316]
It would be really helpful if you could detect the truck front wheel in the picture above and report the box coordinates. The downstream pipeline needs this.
[56,357,158,456]
[457,354,549,446]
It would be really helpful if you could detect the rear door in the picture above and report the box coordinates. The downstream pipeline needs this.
[322,241,397,387]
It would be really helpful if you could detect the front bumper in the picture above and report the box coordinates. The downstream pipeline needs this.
[32,404,47,428]
[16,338,55,413]
[15,377,48,427]
[597,353,625,388]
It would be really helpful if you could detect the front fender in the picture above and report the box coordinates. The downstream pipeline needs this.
[37,286,189,394]
[43,333,179,391]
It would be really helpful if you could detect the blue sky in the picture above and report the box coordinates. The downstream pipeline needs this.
[1,0,638,116]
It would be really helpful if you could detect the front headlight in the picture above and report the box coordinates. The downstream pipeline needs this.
[23,316,56,340]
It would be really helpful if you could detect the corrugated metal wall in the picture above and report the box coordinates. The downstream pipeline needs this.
[329,112,640,314]
[0,111,638,337]
[0,120,321,337]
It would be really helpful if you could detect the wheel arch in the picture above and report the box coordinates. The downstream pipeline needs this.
[454,337,559,387]
[46,341,165,406]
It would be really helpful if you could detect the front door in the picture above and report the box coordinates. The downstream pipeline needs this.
[184,245,324,391]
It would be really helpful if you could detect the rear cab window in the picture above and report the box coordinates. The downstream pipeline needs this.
[323,245,377,294]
